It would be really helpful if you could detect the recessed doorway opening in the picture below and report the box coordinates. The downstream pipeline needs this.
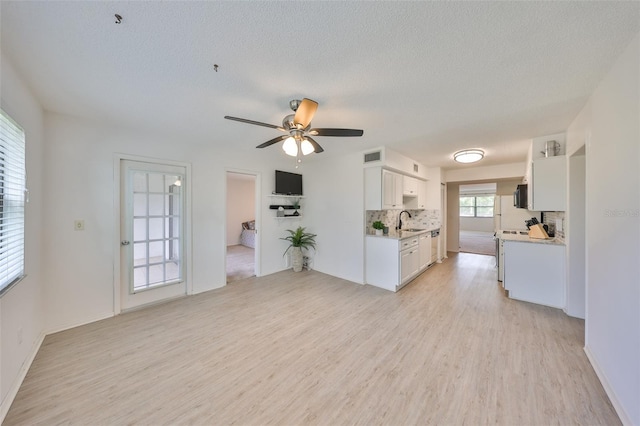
[226,172,258,283]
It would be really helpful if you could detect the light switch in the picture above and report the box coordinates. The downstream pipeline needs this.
[555,218,563,232]
[74,220,85,231]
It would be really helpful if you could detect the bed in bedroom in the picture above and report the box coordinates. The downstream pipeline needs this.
[239,220,256,248]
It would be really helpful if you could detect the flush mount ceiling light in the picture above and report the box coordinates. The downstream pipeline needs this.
[454,149,484,164]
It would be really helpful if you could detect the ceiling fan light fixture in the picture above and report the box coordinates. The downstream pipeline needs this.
[454,149,484,164]
[282,137,298,156]
[300,139,314,155]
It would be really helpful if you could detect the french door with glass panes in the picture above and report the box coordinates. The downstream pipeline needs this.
[120,160,186,310]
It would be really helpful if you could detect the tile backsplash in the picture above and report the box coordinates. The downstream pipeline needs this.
[366,209,441,232]
[542,211,565,241]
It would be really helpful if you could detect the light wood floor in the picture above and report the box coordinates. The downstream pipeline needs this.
[5,253,619,425]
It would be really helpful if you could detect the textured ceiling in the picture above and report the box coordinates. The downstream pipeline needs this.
[1,1,639,169]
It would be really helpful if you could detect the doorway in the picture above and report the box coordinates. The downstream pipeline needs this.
[458,183,497,255]
[119,159,188,311]
[226,171,258,283]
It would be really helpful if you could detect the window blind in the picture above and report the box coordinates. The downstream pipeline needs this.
[0,109,26,294]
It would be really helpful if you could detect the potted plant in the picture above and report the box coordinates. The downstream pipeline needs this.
[281,226,317,272]
[372,221,385,236]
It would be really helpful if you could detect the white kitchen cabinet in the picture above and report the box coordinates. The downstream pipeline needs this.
[402,175,418,197]
[365,233,427,291]
[528,156,567,211]
[405,178,428,210]
[417,179,428,209]
[365,167,403,210]
[503,240,565,308]
[383,170,403,209]
[418,233,431,270]
[400,244,420,284]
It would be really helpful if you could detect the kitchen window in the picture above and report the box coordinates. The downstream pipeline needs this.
[460,195,494,218]
[0,109,26,296]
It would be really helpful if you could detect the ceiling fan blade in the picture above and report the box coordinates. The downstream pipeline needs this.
[256,135,288,149]
[224,116,285,131]
[305,136,324,153]
[293,98,318,128]
[309,128,364,137]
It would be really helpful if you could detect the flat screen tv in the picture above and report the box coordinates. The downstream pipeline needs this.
[275,170,303,196]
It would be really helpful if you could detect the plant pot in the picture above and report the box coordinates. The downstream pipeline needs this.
[291,246,304,272]
[375,229,383,236]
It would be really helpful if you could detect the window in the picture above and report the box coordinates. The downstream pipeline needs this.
[0,109,26,295]
[460,195,494,218]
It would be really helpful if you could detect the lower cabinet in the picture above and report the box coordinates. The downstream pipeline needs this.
[400,243,420,284]
[503,240,565,308]
[366,232,434,292]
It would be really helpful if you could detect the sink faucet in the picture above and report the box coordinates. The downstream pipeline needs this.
[397,210,412,230]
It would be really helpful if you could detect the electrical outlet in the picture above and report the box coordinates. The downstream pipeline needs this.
[74,220,85,231]
[18,327,23,344]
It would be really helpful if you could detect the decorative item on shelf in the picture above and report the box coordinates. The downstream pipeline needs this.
[372,221,385,236]
[292,198,301,216]
[281,226,317,272]
[277,206,285,217]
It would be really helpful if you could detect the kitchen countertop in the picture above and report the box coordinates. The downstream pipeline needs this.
[366,227,439,240]
[498,232,565,246]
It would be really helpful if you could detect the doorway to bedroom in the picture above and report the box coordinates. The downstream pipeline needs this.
[226,172,257,283]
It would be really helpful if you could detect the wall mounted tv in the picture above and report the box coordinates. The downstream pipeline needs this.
[275,170,303,196]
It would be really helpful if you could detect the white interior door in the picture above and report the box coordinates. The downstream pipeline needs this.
[120,160,186,310]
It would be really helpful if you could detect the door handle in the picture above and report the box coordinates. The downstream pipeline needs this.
[121,240,130,246]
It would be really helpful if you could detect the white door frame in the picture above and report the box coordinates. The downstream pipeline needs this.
[113,153,193,315]
[224,168,261,282]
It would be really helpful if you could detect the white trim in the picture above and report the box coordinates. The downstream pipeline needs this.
[112,153,193,315]
[584,345,631,425]
[0,332,45,423]
[46,311,114,335]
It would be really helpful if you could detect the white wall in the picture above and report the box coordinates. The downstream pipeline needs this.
[445,162,525,183]
[446,183,460,252]
[496,179,522,196]
[226,174,255,246]
[303,151,365,284]
[0,54,46,420]
[41,112,298,332]
[569,33,639,425]
[566,153,585,319]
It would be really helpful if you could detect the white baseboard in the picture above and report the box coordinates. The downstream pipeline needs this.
[584,345,632,426]
[0,332,45,423]
[46,310,114,335]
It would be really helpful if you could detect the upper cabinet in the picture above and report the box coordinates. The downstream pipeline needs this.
[525,133,567,211]
[529,156,567,211]
[402,175,418,196]
[363,147,437,211]
[365,167,403,210]
[404,179,428,210]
